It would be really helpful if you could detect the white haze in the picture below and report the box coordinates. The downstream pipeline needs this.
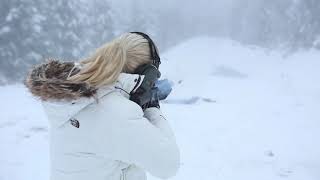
[1,0,319,83]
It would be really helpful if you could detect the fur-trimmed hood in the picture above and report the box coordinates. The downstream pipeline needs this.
[24,59,97,101]
[25,60,143,102]
[25,59,144,127]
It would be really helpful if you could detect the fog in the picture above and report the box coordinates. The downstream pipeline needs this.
[1,1,320,179]
[1,0,320,83]
[111,0,320,48]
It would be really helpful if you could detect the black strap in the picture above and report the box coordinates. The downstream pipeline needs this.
[130,32,161,68]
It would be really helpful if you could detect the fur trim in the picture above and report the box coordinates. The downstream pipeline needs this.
[24,59,97,101]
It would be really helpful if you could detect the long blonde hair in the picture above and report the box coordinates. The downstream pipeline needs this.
[67,33,153,87]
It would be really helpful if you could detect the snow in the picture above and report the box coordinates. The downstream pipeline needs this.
[32,14,46,24]
[33,25,42,33]
[5,8,18,22]
[0,85,48,180]
[1,37,320,180]
[0,27,10,35]
[313,36,320,47]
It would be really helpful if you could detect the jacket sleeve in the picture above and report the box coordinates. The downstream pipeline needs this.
[104,99,180,179]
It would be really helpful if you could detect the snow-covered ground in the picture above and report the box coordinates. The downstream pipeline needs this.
[1,37,320,180]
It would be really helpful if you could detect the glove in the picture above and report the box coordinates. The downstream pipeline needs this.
[130,64,161,110]
[142,86,160,109]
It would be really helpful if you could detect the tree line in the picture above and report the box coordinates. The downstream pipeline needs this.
[0,0,319,84]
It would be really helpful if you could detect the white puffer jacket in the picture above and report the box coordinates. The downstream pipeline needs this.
[25,61,180,180]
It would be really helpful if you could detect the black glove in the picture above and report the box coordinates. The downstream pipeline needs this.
[130,64,161,110]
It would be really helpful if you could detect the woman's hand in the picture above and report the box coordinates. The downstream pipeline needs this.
[130,64,161,109]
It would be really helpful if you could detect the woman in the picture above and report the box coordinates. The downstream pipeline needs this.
[25,32,180,180]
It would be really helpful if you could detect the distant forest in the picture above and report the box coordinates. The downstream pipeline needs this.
[1,0,320,84]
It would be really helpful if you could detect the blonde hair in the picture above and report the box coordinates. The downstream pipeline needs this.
[67,33,153,88]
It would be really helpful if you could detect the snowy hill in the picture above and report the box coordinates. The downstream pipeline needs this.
[1,37,320,180]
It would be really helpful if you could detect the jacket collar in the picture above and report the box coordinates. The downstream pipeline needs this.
[113,73,144,98]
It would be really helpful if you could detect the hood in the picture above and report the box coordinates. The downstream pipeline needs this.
[25,59,97,101]
[25,59,143,128]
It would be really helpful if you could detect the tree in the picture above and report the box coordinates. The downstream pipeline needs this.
[0,0,114,84]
